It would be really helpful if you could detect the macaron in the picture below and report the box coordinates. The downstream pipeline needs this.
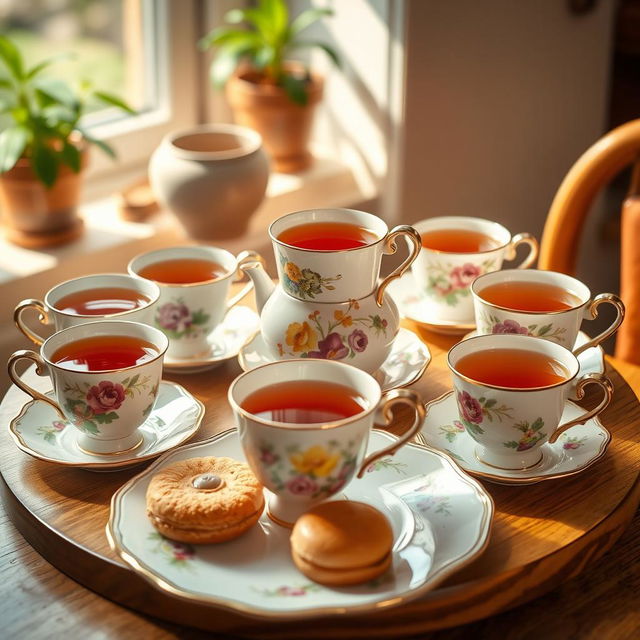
[146,456,264,544]
[290,500,393,586]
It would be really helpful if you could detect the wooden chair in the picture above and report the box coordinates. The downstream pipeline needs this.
[539,119,640,376]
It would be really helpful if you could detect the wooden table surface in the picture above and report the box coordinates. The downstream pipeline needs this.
[1,230,639,639]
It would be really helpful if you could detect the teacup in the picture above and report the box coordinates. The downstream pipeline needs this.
[8,320,168,455]
[14,273,161,346]
[228,359,426,526]
[270,208,422,303]
[447,334,613,470]
[471,269,625,356]
[128,246,256,360]
[411,216,538,324]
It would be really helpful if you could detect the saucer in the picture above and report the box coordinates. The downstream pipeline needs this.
[463,330,605,377]
[9,381,204,471]
[107,428,493,620]
[387,272,475,334]
[419,391,611,485]
[163,306,260,374]
[238,327,432,392]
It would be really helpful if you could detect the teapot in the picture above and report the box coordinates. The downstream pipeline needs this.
[239,208,421,374]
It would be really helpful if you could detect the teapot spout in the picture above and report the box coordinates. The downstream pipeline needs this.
[237,251,274,313]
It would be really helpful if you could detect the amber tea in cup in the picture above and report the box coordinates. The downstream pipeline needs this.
[455,348,570,389]
[138,258,228,284]
[420,228,500,253]
[240,380,369,424]
[54,287,152,315]
[277,221,379,251]
[51,335,160,372]
[477,280,581,313]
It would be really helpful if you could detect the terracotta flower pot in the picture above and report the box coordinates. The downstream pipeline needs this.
[0,149,88,248]
[149,124,270,240]
[226,70,323,173]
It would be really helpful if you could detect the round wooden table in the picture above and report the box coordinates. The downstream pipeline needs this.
[1,320,639,638]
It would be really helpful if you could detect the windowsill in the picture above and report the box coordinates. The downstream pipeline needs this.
[0,155,376,284]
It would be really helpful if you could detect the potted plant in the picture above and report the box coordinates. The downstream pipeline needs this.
[0,36,134,248]
[199,0,340,173]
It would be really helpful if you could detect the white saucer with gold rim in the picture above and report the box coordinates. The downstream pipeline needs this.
[163,305,260,374]
[107,428,493,620]
[387,271,475,335]
[238,327,431,392]
[9,381,204,471]
[418,391,611,485]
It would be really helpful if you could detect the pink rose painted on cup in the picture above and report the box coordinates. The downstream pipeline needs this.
[285,475,318,496]
[492,319,529,335]
[86,381,125,414]
[457,390,483,424]
[348,329,368,353]
[450,263,481,289]
[157,302,192,333]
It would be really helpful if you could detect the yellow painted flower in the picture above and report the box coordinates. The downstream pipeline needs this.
[334,310,353,327]
[285,321,318,352]
[290,445,340,477]
[284,262,302,282]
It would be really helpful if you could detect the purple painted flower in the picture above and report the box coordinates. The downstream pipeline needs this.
[259,447,279,466]
[86,381,125,414]
[307,332,349,360]
[450,263,481,289]
[491,319,529,335]
[170,541,194,560]
[157,302,192,332]
[348,329,368,353]
[457,391,483,424]
[285,475,318,496]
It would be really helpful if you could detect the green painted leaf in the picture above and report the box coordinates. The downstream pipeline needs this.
[538,324,552,336]
[484,398,497,408]
[83,420,100,435]
[0,126,28,173]
[128,374,140,388]
[503,441,519,449]
[531,417,544,432]
[93,411,118,425]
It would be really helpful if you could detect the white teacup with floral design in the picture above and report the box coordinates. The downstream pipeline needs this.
[447,334,613,470]
[14,273,161,346]
[128,246,255,360]
[412,216,538,324]
[270,208,422,303]
[471,269,625,356]
[8,320,168,455]
[228,359,426,526]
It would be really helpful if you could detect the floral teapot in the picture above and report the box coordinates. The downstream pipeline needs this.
[238,208,421,374]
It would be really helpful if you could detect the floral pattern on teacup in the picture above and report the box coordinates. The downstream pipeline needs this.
[456,391,513,440]
[425,258,497,306]
[257,440,358,499]
[479,312,568,343]
[503,417,547,451]
[36,420,66,443]
[155,299,210,339]
[279,252,342,300]
[276,299,388,361]
[148,532,195,568]
[562,435,587,450]
[439,420,466,442]
[364,457,408,475]
[62,375,153,435]
[254,584,322,597]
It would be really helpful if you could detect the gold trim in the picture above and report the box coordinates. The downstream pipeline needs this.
[474,449,543,471]
[106,428,494,621]
[8,381,205,469]
[266,508,294,528]
[422,391,612,485]
[76,434,144,457]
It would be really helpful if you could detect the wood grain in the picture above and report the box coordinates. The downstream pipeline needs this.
[1,322,639,638]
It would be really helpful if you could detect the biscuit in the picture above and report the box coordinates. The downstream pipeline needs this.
[290,501,393,586]
[146,456,264,543]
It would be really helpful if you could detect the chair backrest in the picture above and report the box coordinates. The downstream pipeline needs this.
[539,119,640,363]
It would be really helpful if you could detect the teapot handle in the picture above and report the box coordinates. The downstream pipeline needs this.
[375,225,422,307]
[226,251,265,310]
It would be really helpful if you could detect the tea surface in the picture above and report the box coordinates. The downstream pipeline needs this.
[240,380,368,424]
[456,348,569,388]
[421,228,499,253]
[478,281,581,312]
[277,222,378,251]
[52,335,159,372]
[54,287,150,316]
[139,258,227,284]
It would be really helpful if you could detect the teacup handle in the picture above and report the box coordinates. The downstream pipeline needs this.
[226,251,264,311]
[548,373,613,443]
[8,350,66,420]
[356,388,426,477]
[376,225,422,307]
[505,233,539,269]
[14,299,50,346]
[573,294,625,357]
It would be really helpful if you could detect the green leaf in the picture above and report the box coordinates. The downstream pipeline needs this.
[128,374,140,388]
[59,140,81,173]
[26,52,76,80]
[531,417,545,432]
[538,324,552,336]
[260,0,289,39]
[33,77,79,111]
[93,412,118,425]
[0,126,28,173]
[75,126,116,159]
[224,8,249,25]
[0,36,24,81]
[82,419,100,435]
[93,91,136,114]
[290,41,341,68]
[280,74,308,105]
[199,26,252,50]
[42,104,77,126]
[209,44,256,88]
[290,8,333,37]
[0,78,13,90]
[484,398,497,408]
[503,441,519,449]
[31,143,59,187]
